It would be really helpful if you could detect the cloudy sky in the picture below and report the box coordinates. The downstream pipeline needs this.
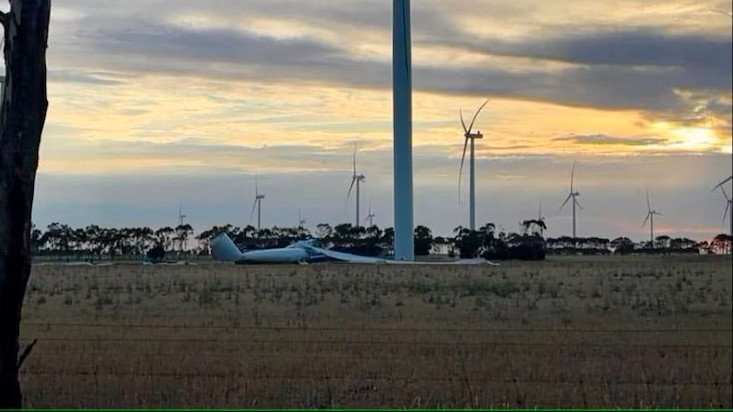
[10,0,733,239]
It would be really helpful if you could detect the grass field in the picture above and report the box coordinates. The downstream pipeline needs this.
[19,255,733,408]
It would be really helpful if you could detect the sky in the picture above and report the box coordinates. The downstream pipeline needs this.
[5,0,732,240]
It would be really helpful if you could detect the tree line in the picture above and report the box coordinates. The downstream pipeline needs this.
[30,220,732,262]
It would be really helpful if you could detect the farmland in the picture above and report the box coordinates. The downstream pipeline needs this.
[19,255,733,408]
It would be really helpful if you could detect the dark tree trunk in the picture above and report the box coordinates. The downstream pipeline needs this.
[0,0,51,407]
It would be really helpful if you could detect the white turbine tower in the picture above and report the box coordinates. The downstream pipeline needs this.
[365,204,376,227]
[393,0,414,261]
[720,187,732,238]
[458,99,490,231]
[177,202,187,252]
[559,162,582,240]
[250,180,265,231]
[643,190,662,248]
[347,148,366,228]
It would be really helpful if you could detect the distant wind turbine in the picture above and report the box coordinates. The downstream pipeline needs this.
[298,208,306,229]
[538,198,546,236]
[365,204,376,227]
[643,190,662,248]
[720,187,732,238]
[250,180,265,231]
[177,202,187,252]
[559,162,582,240]
[347,147,366,228]
[458,99,490,231]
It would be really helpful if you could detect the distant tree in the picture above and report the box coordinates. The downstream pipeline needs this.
[453,226,481,258]
[174,223,194,253]
[611,237,635,255]
[711,234,732,254]
[414,225,433,256]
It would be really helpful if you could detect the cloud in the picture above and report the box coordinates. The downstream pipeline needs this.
[556,134,667,146]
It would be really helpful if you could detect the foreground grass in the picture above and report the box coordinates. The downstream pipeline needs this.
[19,255,733,407]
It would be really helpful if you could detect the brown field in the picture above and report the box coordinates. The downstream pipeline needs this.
[19,255,733,408]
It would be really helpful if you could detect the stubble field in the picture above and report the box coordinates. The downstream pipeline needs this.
[19,255,733,408]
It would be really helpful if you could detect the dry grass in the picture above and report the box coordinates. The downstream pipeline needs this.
[19,255,733,408]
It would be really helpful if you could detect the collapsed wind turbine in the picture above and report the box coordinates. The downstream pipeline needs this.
[347,147,366,228]
[458,99,490,231]
[559,162,583,239]
[250,180,265,231]
[643,190,662,248]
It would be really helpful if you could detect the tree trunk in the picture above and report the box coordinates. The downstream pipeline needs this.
[0,0,51,407]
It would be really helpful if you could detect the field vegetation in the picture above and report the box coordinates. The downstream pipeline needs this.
[19,255,732,408]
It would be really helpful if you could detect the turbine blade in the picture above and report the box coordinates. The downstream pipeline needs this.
[643,212,651,227]
[575,198,584,211]
[724,203,730,225]
[250,199,257,221]
[646,190,651,212]
[539,198,543,219]
[458,138,469,198]
[713,176,732,191]
[460,109,468,134]
[353,147,357,176]
[560,193,572,211]
[347,177,356,199]
[655,211,662,217]
[570,162,576,192]
[468,99,490,133]
[722,187,730,201]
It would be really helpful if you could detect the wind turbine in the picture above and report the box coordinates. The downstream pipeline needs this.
[250,180,265,231]
[298,208,306,229]
[365,204,376,227]
[177,202,187,252]
[347,147,366,228]
[643,190,662,248]
[458,99,490,231]
[720,187,732,238]
[559,162,582,240]
[538,198,546,236]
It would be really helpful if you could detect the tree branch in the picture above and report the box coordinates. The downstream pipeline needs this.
[17,339,38,369]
